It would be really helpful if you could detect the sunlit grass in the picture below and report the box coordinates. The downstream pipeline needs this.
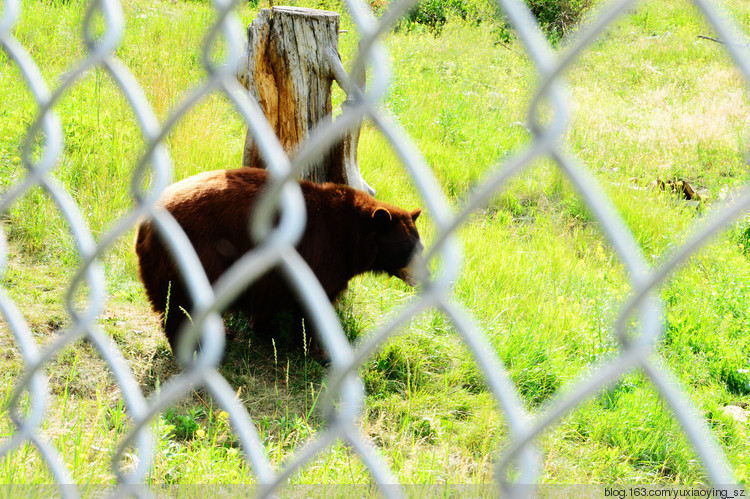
[1,0,750,487]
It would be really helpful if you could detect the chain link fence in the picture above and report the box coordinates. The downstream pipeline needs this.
[1,0,749,496]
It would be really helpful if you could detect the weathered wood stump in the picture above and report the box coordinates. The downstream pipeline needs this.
[237,6,374,195]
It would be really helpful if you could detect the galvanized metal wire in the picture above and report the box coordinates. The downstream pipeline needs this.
[0,0,747,496]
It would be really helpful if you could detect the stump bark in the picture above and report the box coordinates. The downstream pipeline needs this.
[237,6,374,195]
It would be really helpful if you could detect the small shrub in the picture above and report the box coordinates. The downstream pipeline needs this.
[399,0,452,34]
[719,364,750,396]
[393,0,501,34]
[162,408,203,440]
[393,0,594,41]
[524,0,595,42]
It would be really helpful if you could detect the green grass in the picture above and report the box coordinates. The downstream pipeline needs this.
[2,0,750,487]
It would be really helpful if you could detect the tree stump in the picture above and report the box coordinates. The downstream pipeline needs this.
[237,6,374,195]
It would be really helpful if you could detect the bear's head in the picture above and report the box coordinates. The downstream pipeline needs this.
[371,206,427,286]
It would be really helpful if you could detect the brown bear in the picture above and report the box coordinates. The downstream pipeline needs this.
[134,167,426,354]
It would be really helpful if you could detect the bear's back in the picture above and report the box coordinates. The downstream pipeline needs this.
[161,168,267,216]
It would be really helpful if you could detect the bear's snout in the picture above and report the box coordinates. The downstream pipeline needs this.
[396,244,428,286]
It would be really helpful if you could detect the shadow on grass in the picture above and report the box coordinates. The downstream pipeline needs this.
[137,311,333,446]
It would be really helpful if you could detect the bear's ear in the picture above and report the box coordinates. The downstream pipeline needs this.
[411,209,422,222]
[372,207,392,227]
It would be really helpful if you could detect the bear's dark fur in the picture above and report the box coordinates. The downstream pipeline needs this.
[134,167,425,353]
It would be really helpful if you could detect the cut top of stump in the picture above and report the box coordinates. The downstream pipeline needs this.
[266,6,340,19]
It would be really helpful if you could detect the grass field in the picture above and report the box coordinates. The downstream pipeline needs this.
[2,0,750,486]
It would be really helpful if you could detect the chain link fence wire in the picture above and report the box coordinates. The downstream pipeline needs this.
[1,0,749,495]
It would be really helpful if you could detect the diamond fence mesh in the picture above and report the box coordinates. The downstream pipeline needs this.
[1,0,749,496]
